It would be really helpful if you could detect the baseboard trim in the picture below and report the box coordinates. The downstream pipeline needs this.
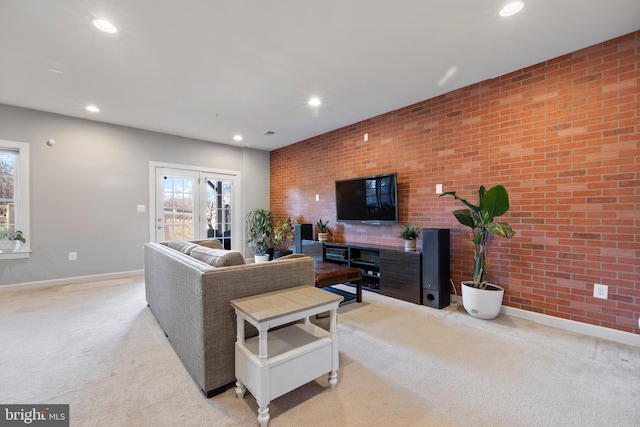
[449,294,639,347]
[1,270,144,291]
[502,305,639,347]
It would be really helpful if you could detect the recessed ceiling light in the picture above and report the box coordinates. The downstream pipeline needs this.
[85,105,100,113]
[308,97,321,107]
[500,2,524,17]
[233,135,243,141]
[92,18,117,33]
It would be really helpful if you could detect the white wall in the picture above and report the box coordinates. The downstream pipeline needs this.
[0,104,270,285]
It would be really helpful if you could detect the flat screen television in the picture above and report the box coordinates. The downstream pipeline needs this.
[335,173,398,224]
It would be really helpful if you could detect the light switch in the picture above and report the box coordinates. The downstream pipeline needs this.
[436,184,443,194]
[137,205,146,213]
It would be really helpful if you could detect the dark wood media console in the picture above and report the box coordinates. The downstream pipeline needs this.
[299,240,422,304]
[297,228,450,308]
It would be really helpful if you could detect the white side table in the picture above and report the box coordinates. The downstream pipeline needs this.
[230,286,343,427]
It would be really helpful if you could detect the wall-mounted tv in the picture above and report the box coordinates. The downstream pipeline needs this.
[335,173,398,224]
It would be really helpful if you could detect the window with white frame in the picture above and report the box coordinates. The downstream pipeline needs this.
[0,140,30,258]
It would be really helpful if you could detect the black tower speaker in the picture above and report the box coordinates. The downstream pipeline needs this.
[293,223,313,253]
[422,228,451,309]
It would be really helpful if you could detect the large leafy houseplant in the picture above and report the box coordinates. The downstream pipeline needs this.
[245,208,273,256]
[439,184,515,289]
[272,216,294,254]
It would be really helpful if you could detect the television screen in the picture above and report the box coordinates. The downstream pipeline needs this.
[335,173,398,224]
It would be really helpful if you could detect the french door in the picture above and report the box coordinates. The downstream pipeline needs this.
[150,163,240,249]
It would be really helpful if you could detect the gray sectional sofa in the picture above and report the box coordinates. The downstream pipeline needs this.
[144,239,315,397]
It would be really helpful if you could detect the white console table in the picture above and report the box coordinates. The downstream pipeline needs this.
[230,286,343,427]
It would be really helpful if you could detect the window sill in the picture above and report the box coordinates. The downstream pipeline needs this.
[0,250,31,260]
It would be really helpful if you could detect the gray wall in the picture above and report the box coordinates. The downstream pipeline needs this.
[0,104,270,286]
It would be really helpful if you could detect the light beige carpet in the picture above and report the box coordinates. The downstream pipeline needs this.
[1,277,638,426]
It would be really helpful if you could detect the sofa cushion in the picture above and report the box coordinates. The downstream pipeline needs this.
[167,240,199,254]
[197,239,224,250]
[190,246,246,267]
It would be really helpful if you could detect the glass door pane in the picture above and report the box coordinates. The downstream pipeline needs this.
[204,178,233,249]
[156,170,198,242]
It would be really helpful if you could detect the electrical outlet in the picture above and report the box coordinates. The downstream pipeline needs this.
[69,252,77,261]
[593,283,608,300]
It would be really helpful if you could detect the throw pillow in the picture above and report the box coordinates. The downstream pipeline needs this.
[167,240,199,254]
[197,239,224,250]
[190,246,246,267]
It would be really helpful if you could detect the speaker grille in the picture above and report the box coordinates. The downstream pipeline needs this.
[421,228,450,309]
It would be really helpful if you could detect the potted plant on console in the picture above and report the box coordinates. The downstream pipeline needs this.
[0,227,26,252]
[316,219,332,242]
[245,208,273,263]
[272,216,294,258]
[439,184,515,319]
[399,223,421,251]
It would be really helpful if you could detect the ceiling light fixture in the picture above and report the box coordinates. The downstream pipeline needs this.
[85,105,100,113]
[308,97,321,107]
[233,135,243,141]
[500,2,524,17]
[92,18,117,33]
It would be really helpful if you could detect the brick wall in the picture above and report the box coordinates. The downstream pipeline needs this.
[271,31,640,334]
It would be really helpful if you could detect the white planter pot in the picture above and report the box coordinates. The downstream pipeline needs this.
[0,240,18,252]
[404,239,416,251]
[318,232,329,242]
[461,281,504,320]
[254,254,270,264]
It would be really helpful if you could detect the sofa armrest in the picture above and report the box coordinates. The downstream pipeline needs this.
[199,256,315,390]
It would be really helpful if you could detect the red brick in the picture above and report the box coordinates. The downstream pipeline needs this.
[270,31,640,335]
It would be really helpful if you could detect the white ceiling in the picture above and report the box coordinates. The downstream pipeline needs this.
[1,1,639,152]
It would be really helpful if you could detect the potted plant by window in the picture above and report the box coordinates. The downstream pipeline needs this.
[0,227,26,252]
[272,216,294,258]
[316,219,332,242]
[399,223,421,251]
[245,208,273,263]
[439,184,515,319]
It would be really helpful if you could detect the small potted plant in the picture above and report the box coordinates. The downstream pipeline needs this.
[272,216,294,258]
[316,219,332,242]
[399,223,421,251]
[245,208,273,263]
[439,184,515,319]
[0,226,26,252]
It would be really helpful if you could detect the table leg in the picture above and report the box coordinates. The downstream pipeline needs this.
[258,406,270,427]
[329,307,339,390]
[235,380,246,399]
[356,278,362,302]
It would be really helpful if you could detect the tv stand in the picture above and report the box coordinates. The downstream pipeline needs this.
[322,243,422,304]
